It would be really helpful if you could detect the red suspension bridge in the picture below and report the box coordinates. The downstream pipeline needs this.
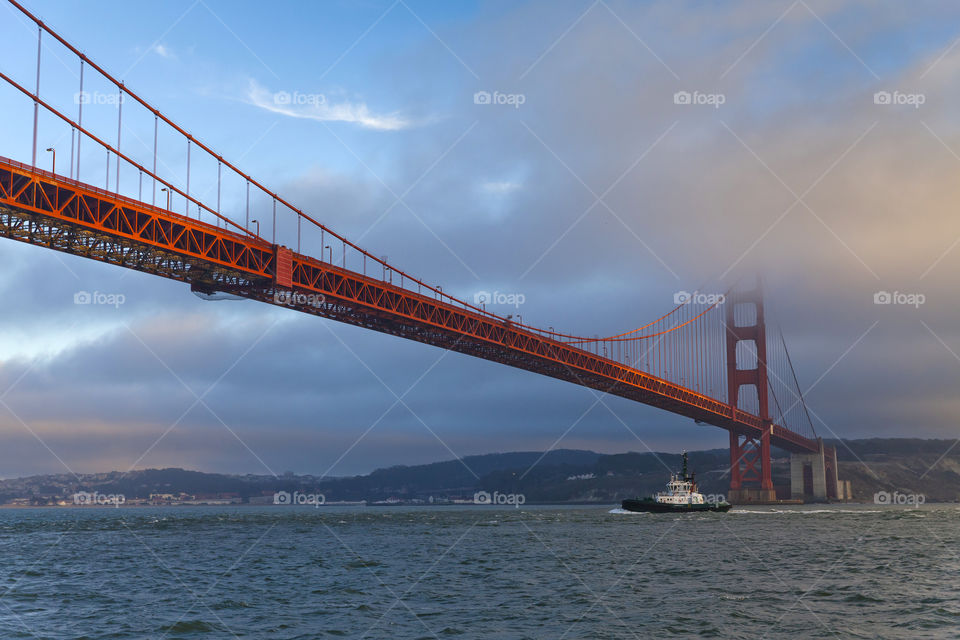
[0,0,841,502]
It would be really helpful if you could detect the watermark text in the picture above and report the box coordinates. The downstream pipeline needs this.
[473,490,525,506]
[74,291,125,308]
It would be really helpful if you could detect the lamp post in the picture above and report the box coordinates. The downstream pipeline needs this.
[45,147,55,174]
[324,245,332,263]
[160,188,170,210]
[251,219,260,238]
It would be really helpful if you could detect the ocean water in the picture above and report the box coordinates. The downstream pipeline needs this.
[0,504,957,639]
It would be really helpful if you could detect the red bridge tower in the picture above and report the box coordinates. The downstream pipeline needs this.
[725,280,777,503]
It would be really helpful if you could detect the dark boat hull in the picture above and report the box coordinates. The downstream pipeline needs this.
[620,499,732,513]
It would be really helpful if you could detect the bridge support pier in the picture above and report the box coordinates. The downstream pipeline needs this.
[790,439,839,502]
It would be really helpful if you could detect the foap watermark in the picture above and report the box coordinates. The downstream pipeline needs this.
[673,90,725,109]
[273,91,325,107]
[873,90,925,109]
[273,491,326,506]
[473,491,526,506]
[73,91,124,106]
[73,491,125,507]
[474,290,525,309]
[274,290,325,309]
[473,90,526,109]
[74,291,126,308]
[673,290,726,306]
[704,493,726,504]
[873,291,925,308]
[874,491,925,506]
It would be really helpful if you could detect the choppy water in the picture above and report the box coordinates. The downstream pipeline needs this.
[0,504,957,639]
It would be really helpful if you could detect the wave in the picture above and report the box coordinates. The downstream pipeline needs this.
[729,509,884,514]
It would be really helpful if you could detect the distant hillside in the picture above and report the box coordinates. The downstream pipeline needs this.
[2,439,958,504]
[827,439,960,503]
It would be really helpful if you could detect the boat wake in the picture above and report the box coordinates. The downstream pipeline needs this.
[608,508,650,515]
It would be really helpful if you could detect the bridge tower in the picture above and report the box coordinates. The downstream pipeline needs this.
[725,279,777,503]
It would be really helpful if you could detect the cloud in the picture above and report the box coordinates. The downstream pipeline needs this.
[152,44,175,59]
[245,79,413,131]
[481,181,522,194]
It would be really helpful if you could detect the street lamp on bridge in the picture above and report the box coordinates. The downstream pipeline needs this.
[251,219,260,238]
[45,147,55,174]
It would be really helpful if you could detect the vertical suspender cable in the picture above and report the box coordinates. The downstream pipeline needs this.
[697,310,702,392]
[77,60,83,179]
[186,140,191,215]
[216,161,221,227]
[152,115,158,205]
[32,27,41,167]
[116,84,122,193]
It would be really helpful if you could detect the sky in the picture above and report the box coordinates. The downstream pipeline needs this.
[0,0,959,478]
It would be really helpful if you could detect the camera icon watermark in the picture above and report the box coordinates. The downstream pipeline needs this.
[473,490,525,506]
[73,91,124,106]
[673,90,725,108]
[474,290,526,308]
[73,491,125,507]
[273,91,325,107]
[274,290,325,309]
[873,291,925,308]
[873,491,925,506]
[473,90,526,109]
[873,90,924,109]
[673,290,725,305]
[273,491,325,506]
[73,291,126,308]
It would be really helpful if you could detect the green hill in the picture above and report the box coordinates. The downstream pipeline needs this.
[2,439,957,504]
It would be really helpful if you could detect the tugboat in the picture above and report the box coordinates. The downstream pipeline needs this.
[621,452,732,513]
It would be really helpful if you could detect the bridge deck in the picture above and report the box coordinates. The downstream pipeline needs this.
[0,156,819,454]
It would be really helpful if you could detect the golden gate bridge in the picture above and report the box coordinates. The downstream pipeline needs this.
[0,0,843,502]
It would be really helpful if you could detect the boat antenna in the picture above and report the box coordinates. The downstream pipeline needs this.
[682,450,688,479]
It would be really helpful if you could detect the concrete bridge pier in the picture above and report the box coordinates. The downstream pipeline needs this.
[791,439,839,501]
